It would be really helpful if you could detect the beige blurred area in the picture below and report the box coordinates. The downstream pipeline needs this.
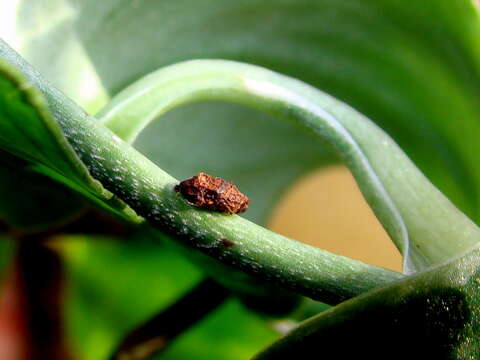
[268,165,402,272]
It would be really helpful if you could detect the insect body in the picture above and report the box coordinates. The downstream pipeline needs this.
[175,172,249,214]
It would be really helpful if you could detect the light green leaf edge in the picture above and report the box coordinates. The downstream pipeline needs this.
[98,59,480,273]
[0,58,99,195]
[0,40,401,304]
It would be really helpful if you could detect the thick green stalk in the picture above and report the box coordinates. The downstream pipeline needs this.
[60,113,402,303]
[0,41,401,304]
[98,60,480,272]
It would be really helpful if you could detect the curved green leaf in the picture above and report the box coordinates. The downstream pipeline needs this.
[0,54,97,189]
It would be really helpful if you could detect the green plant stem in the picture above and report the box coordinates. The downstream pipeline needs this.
[0,42,403,304]
[62,113,402,303]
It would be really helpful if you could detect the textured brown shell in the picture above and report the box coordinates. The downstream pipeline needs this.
[174,172,249,214]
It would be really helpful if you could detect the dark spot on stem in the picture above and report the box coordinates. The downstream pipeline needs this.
[219,237,235,248]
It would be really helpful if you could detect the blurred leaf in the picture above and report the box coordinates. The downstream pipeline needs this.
[58,234,202,360]
[6,0,480,226]
[58,235,277,360]
[1,0,109,113]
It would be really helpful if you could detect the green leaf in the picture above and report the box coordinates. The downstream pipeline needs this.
[0,40,142,224]
[0,55,94,186]
[253,245,480,359]
[0,53,89,230]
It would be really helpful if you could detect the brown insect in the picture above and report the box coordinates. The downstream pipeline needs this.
[174,172,249,214]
